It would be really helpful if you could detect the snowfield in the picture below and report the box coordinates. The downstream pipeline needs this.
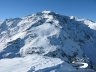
[0,11,96,72]
[0,54,64,72]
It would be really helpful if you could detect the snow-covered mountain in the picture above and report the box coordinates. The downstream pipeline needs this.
[0,10,96,72]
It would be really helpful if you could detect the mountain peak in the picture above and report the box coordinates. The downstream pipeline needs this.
[0,11,96,72]
[42,10,52,14]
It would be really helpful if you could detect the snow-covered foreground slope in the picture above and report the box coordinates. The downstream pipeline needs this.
[0,54,64,72]
[0,11,96,72]
[0,55,95,72]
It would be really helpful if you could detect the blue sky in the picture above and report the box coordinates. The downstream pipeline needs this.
[0,0,96,21]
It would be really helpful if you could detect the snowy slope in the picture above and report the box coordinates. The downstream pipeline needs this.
[0,54,64,72]
[0,11,96,72]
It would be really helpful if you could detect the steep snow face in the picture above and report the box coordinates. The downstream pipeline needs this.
[0,11,96,72]
[83,20,96,30]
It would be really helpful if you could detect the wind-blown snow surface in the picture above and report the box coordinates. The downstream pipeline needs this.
[0,11,96,72]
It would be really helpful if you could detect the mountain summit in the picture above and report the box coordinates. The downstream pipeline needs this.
[0,11,96,72]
